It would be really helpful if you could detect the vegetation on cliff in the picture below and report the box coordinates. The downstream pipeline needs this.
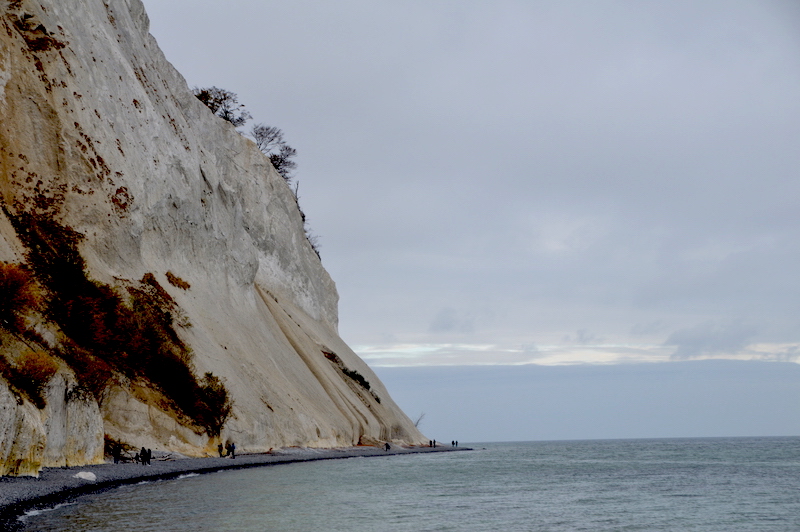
[323,350,381,404]
[0,350,58,409]
[0,261,41,334]
[0,261,56,407]
[0,209,232,436]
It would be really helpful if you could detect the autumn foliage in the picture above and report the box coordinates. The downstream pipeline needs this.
[166,271,190,290]
[0,261,41,333]
[0,351,58,408]
[4,211,232,433]
[16,351,58,401]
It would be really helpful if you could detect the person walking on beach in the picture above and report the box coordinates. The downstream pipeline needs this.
[140,447,147,466]
[218,443,224,457]
[229,442,236,459]
[384,442,390,451]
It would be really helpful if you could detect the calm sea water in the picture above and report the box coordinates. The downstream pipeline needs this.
[18,437,800,531]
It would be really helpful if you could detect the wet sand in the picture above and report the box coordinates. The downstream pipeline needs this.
[0,444,468,525]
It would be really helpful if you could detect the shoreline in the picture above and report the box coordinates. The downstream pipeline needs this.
[0,444,469,525]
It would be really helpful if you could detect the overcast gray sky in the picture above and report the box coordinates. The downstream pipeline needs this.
[139,0,800,439]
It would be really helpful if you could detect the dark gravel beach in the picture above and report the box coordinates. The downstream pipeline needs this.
[0,445,467,526]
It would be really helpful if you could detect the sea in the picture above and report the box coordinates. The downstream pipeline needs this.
[15,437,800,531]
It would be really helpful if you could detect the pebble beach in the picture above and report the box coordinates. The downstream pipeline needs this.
[0,445,467,526]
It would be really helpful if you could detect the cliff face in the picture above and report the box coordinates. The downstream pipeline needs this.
[0,0,425,475]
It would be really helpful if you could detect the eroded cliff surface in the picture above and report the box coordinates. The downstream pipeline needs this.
[0,0,425,476]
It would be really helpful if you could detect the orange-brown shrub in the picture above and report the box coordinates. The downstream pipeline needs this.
[58,341,114,401]
[0,262,41,333]
[10,351,58,408]
[166,271,190,290]
[17,351,58,385]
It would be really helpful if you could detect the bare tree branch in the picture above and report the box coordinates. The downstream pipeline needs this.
[192,86,251,127]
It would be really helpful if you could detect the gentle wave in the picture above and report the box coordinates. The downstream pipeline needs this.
[18,502,76,522]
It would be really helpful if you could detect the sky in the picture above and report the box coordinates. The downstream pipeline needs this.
[138,0,800,441]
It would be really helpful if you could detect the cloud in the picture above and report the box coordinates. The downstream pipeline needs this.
[630,321,669,337]
[772,345,800,363]
[665,320,757,360]
[738,343,800,363]
[428,307,475,334]
[576,330,596,344]
[566,329,601,345]
[355,342,675,367]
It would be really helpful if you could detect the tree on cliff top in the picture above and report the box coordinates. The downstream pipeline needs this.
[251,124,297,181]
[193,86,252,127]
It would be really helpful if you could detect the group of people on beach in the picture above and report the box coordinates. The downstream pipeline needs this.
[135,447,153,465]
[112,437,450,466]
[427,440,458,448]
[217,442,236,458]
[110,444,152,464]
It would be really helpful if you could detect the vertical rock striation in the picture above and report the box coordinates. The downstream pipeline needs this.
[0,0,425,475]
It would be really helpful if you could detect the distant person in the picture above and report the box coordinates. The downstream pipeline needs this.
[147,448,153,465]
[230,442,236,459]
[112,445,121,464]
[141,447,147,466]
[218,443,224,457]
[384,442,390,451]
[433,440,436,448]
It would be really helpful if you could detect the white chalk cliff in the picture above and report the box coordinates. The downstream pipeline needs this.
[0,0,425,476]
